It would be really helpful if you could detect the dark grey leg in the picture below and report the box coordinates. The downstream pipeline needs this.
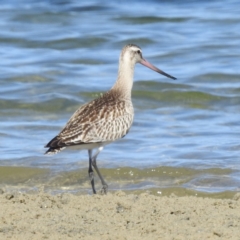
[91,147,108,194]
[88,150,96,194]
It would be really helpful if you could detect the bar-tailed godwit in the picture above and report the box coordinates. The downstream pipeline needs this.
[45,44,176,194]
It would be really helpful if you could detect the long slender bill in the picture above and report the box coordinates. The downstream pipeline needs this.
[140,58,177,80]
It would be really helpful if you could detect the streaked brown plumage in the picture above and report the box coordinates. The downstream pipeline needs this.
[45,90,133,153]
[45,44,176,194]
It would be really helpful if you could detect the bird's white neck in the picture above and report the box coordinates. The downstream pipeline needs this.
[112,57,135,99]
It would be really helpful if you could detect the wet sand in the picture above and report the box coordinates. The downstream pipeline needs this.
[1,189,240,240]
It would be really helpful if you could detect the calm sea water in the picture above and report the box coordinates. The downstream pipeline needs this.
[0,0,240,196]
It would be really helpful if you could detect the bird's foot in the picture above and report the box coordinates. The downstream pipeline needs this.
[100,184,108,195]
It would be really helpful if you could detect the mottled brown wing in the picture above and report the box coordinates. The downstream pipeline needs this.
[45,92,134,149]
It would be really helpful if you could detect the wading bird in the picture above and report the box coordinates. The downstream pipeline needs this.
[45,44,176,194]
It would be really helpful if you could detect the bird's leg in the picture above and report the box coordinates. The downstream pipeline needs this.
[88,150,96,194]
[92,147,108,194]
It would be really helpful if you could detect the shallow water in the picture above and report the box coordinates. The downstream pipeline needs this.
[0,0,240,195]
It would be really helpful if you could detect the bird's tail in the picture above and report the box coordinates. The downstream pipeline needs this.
[45,135,66,155]
[45,147,65,155]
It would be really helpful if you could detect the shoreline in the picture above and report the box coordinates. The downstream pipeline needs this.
[0,165,238,199]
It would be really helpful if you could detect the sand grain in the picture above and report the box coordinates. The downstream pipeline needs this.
[1,190,240,240]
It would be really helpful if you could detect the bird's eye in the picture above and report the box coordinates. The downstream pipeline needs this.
[137,50,141,54]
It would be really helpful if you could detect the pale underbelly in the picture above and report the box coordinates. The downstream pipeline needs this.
[65,141,113,151]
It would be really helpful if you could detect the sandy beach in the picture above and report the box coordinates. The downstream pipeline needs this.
[1,189,240,240]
